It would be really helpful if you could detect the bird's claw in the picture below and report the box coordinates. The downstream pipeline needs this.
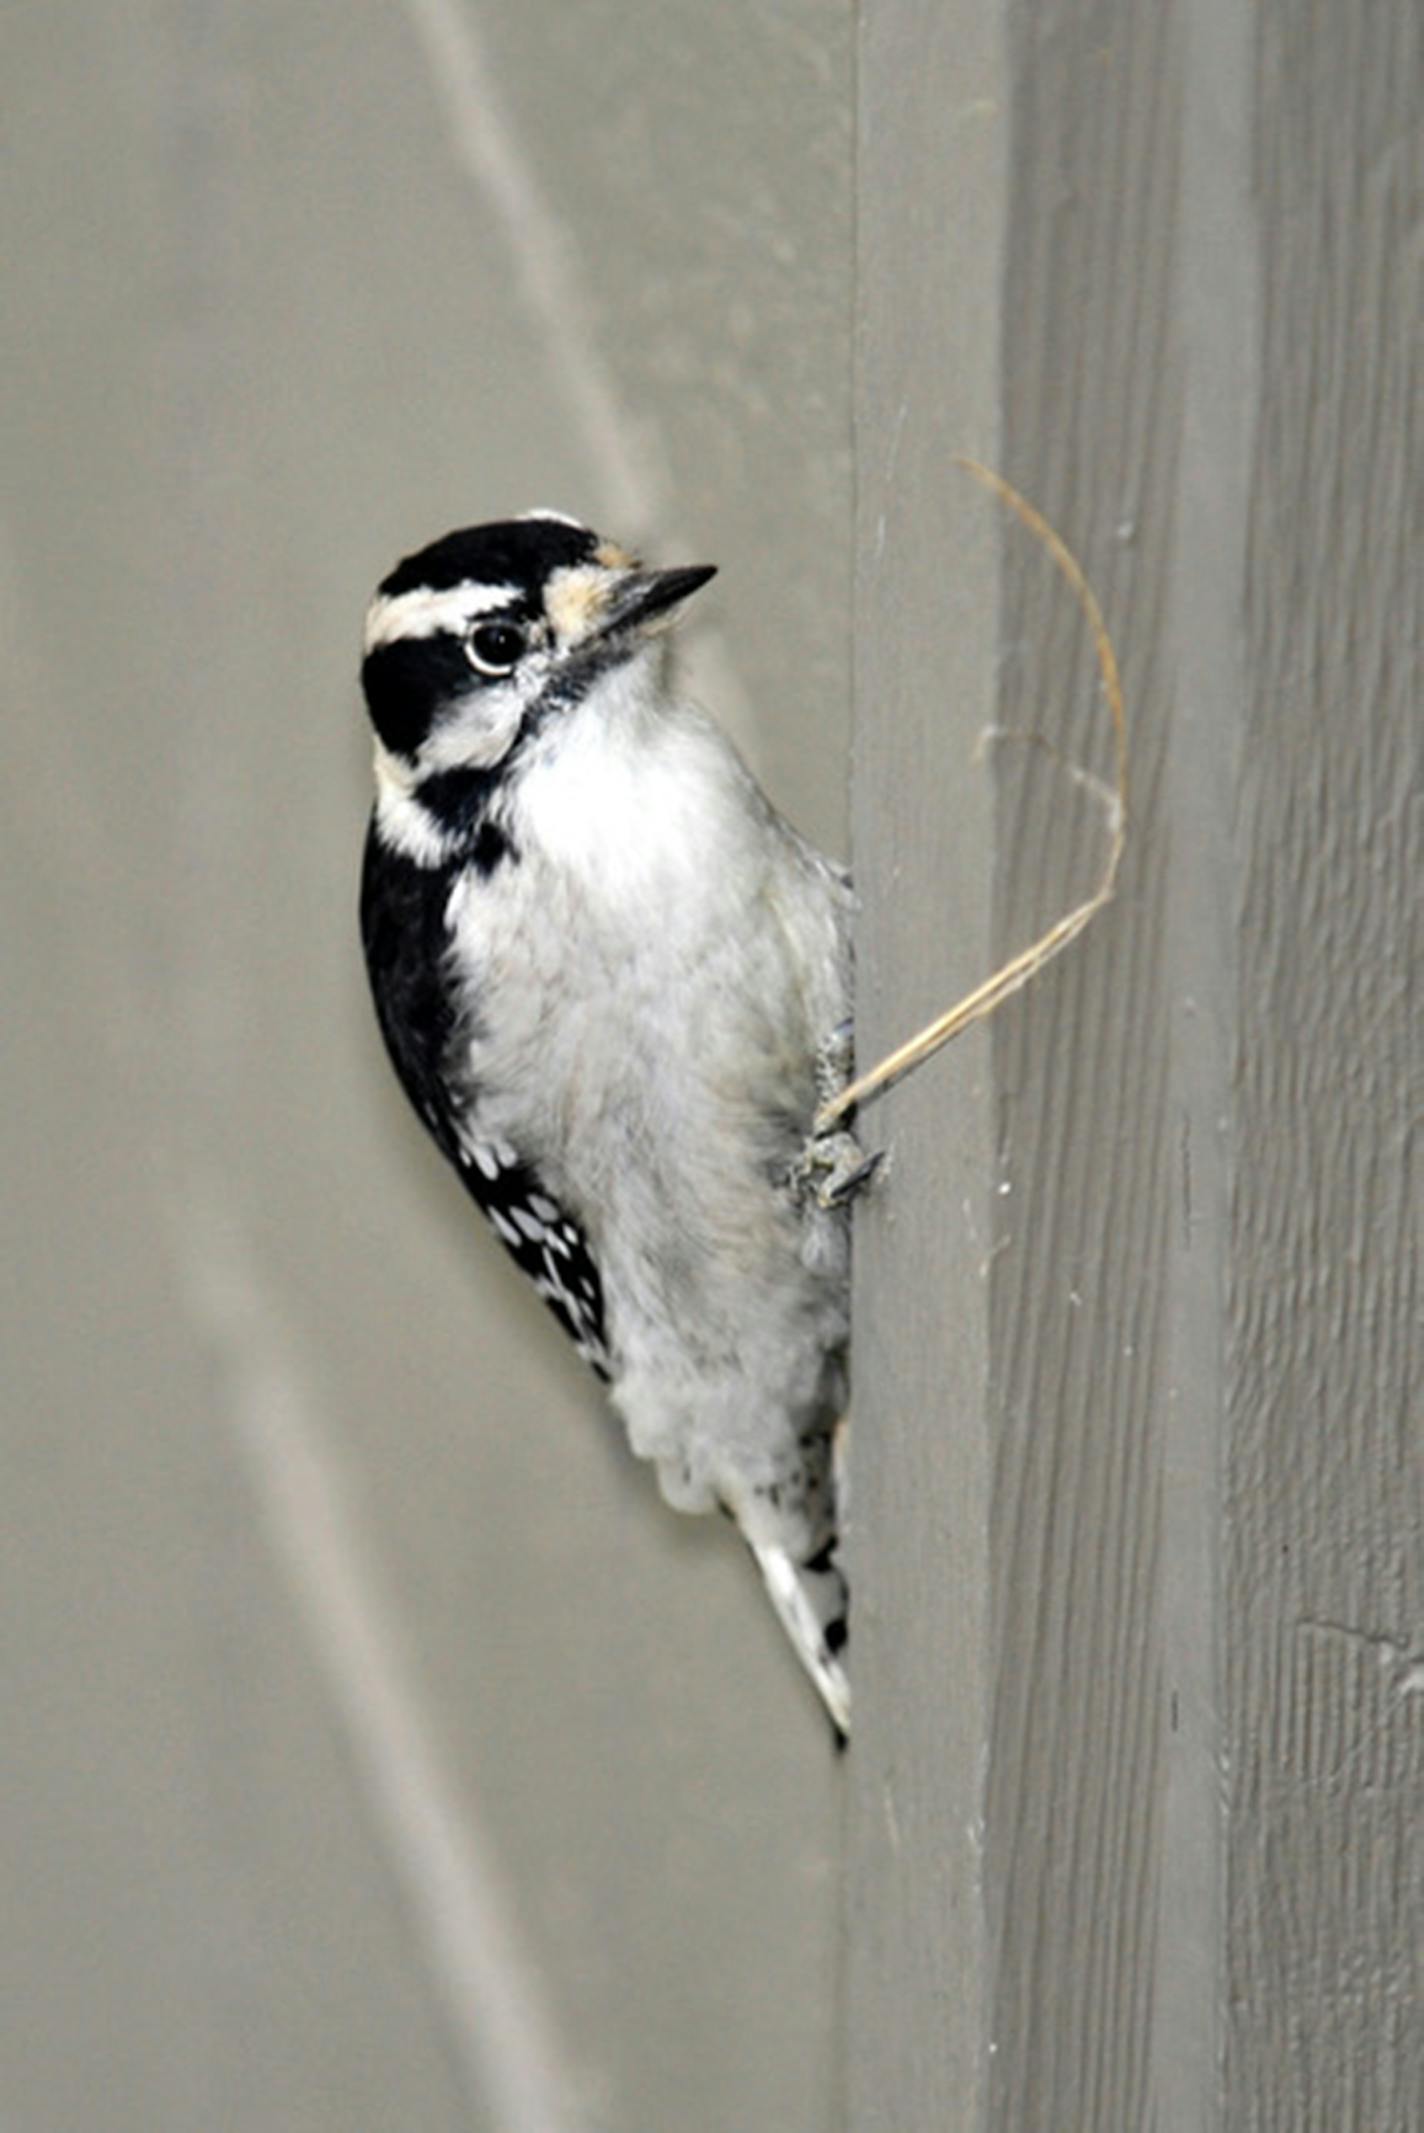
[790,1128,884,1211]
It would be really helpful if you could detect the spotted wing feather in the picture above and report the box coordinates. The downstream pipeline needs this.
[450,1135,609,1377]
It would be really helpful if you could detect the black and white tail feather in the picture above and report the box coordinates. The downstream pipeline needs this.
[752,1537,850,1740]
[358,511,870,1736]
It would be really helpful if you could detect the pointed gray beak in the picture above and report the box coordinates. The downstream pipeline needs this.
[595,564,717,639]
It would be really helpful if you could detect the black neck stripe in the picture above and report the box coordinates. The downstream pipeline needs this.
[415,767,516,875]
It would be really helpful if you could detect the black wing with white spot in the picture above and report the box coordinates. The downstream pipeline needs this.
[451,1135,610,1378]
[360,823,611,1380]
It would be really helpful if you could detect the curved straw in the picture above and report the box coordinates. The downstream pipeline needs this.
[816,458,1128,1132]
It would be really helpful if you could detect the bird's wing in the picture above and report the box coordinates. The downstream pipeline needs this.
[448,1131,611,1381]
[361,822,610,1379]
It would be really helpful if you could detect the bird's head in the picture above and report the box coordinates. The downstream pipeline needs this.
[360,511,716,779]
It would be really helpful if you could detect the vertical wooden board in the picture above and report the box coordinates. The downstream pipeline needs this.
[845,2,1003,2127]
[987,3,1182,2127]
[1226,6,1424,2126]
[1158,0,1256,2117]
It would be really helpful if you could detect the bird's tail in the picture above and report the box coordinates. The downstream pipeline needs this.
[750,1537,850,1741]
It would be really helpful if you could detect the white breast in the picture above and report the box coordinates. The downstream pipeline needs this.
[442,661,841,1195]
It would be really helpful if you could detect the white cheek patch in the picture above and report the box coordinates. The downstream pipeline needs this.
[372,745,454,864]
[421,677,532,774]
[364,580,519,652]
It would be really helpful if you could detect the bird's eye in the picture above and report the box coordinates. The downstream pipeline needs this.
[466,620,527,675]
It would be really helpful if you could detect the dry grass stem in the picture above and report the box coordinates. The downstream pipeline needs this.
[816,458,1128,1133]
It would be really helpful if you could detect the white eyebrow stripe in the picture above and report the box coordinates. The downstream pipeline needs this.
[364,580,520,652]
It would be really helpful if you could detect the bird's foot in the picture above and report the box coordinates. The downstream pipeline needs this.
[790,1127,884,1212]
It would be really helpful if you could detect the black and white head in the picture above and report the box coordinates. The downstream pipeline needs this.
[361,511,715,804]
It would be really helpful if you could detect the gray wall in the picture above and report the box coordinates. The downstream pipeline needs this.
[3,5,850,2129]
[849,2,1421,2129]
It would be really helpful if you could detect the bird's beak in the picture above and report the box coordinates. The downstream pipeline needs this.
[593,564,717,640]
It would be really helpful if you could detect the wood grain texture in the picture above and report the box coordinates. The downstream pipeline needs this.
[1158,0,1257,2118]
[987,3,1182,2127]
[844,4,1003,2126]
[1226,5,1424,2125]
[851,4,1418,2126]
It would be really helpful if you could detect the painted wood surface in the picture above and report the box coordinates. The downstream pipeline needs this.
[850,1,1419,2127]
[844,2,1002,2125]
[1226,6,1422,2125]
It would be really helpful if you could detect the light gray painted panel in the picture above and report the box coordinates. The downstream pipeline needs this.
[1158,0,1256,2118]
[987,3,1182,2125]
[845,3,1002,2126]
[851,2,1419,2127]
[1,3,851,2127]
[1226,6,1423,2125]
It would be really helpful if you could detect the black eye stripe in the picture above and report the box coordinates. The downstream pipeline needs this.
[362,635,469,757]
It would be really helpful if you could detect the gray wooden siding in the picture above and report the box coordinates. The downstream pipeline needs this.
[844,3,1002,2126]
[1227,7,1422,2124]
[850,1,1420,2129]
